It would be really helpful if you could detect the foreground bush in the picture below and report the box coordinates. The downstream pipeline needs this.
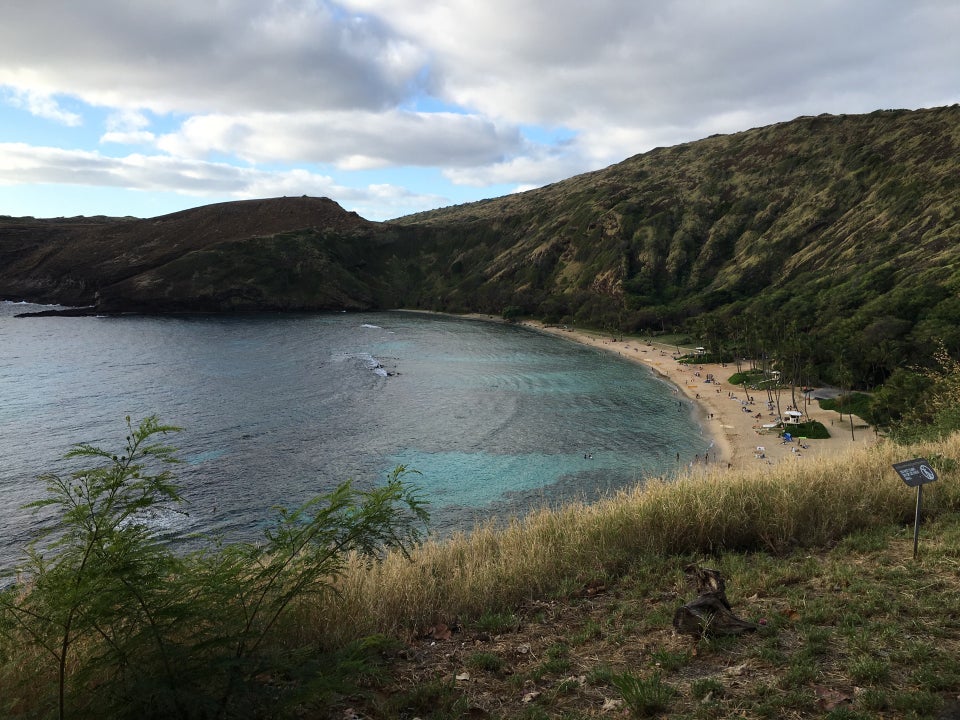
[0,417,427,720]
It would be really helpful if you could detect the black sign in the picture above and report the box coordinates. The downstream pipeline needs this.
[892,458,938,487]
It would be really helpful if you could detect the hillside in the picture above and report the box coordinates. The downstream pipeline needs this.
[3,106,960,383]
[393,107,960,378]
[0,196,388,311]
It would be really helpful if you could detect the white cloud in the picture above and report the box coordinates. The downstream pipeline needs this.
[2,0,960,220]
[6,88,82,126]
[0,0,428,115]
[101,131,157,146]
[155,108,523,168]
[443,148,583,189]
[340,0,960,163]
[101,111,157,145]
[0,142,434,219]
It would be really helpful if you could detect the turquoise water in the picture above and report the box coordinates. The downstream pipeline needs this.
[0,304,710,568]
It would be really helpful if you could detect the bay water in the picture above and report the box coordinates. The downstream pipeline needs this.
[0,303,710,571]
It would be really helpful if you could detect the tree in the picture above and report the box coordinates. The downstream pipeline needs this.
[1,417,429,719]
[835,356,857,442]
[888,343,960,442]
[868,368,932,433]
[0,416,185,720]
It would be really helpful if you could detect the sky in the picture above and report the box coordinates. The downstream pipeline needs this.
[1,1,958,222]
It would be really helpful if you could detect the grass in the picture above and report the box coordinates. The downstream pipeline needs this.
[611,671,677,716]
[783,419,831,439]
[317,435,960,643]
[727,368,766,386]
[5,434,960,717]
[820,392,873,419]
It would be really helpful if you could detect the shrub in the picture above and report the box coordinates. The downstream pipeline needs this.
[783,421,830,439]
[0,416,428,720]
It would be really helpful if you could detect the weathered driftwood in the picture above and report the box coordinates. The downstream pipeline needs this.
[672,565,757,638]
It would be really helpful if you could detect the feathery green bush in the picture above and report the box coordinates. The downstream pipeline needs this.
[0,416,428,719]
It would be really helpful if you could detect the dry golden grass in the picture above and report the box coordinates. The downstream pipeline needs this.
[5,433,960,718]
[306,435,960,646]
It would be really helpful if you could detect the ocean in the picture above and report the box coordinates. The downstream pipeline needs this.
[0,303,710,571]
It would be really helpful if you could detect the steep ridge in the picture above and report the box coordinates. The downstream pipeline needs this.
[0,196,377,308]
[2,106,960,383]
[395,107,960,328]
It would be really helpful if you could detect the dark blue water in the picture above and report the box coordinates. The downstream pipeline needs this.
[0,302,710,570]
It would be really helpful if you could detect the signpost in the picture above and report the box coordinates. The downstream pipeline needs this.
[892,458,938,559]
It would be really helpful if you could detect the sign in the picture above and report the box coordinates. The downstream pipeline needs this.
[893,458,938,559]
[892,458,938,487]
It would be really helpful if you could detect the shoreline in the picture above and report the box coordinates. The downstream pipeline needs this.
[397,309,876,474]
[510,319,875,474]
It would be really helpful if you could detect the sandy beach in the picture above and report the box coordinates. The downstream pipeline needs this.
[516,320,876,474]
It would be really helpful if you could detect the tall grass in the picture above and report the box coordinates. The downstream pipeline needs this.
[5,433,959,717]
[305,435,960,646]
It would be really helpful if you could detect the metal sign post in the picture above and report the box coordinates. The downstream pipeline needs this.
[892,458,939,559]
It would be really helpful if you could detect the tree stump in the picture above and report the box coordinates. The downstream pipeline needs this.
[672,565,757,638]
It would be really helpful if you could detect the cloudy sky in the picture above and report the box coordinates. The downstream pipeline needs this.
[1,1,958,221]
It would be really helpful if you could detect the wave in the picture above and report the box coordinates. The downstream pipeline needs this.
[360,323,382,329]
[334,351,390,376]
[0,300,76,318]
[120,507,193,537]
[1,300,67,307]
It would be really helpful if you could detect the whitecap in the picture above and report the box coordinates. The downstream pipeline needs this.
[333,351,391,376]
[120,507,192,536]
[360,323,382,329]
[2,300,61,307]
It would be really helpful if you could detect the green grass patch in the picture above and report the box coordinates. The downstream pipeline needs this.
[727,369,766,386]
[381,678,470,719]
[690,677,724,700]
[820,391,872,418]
[465,651,504,674]
[611,672,676,717]
[782,420,831,439]
[470,610,520,634]
[650,648,691,672]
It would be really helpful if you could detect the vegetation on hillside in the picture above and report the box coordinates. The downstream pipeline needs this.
[4,107,960,399]
[395,107,960,380]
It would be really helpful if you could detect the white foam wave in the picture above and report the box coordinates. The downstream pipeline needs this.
[120,507,192,535]
[334,351,391,376]
[2,300,63,307]
[360,323,382,329]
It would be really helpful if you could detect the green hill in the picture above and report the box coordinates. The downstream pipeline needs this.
[390,107,960,381]
[3,106,960,387]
